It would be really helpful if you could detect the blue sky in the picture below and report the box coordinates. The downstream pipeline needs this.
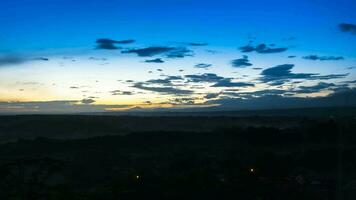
[0,0,356,113]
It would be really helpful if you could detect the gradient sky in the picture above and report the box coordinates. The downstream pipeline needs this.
[0,0,356,113]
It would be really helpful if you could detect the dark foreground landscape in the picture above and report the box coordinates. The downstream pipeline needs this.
[0,111,356,199]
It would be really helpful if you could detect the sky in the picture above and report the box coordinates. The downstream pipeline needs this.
[0,0,356,113]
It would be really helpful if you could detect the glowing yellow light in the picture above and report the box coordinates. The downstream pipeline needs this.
[250,168,254,173]
[136,175,140,179]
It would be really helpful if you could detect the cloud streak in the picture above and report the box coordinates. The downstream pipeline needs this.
[303,55,344,61]
[239,44,288,54]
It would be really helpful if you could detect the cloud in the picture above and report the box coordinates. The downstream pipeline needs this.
[122,46,174,57]
[239,43,288,54]
[96,38,135,50]
[262,64,295,76]
[0,55,26,66]
[339,23,356,34]
[145,58,165,63]
[185,73,225,83]
[97,38,135,44]
[194,63,212,69]
[260,64,348,85]
[206,88,356,110]
[111,90,134,95]
[231,55,253,68]
[166,47,193,58]
[81,98,96,104]
[188,42,208,46]
[144,76,183,87]
[96,43,119,50]
[146,78,173,86]
[169,97,197,105]
[296,82,336,93]
[0,55,49,67]
[204,93,220,99]
[122,46,193,58]
[34,57,49,61]
[212,79,254,87]
[132,82,193,95]
[303,55,344,61]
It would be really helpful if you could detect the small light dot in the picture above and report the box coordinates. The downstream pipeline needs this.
[250,168,254,173]
[136,175,140,179]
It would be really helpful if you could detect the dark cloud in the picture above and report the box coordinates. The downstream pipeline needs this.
[188,42,208,46]
[146,79,172,85]
[132,82,193,95]
[239,43,288,54]
[204,93,220,99]
[81,98,96,104]
[170,97,197,105]
[206,88,356,110]
[288,56,296,58]
[96,43,119,50]
[212,79,254,87]
[96,38,135,50]
[145,58,165,63]
[185,73,225,83]
[231,55,252,68]
[34,57,49,61]
[339,23,356,34]
[122,46,193,58]
[303,55,344,61]
[97,38,135,44]
[166,47,193,58]
[111,90,134,95]
[260,64,348,85]
[296,82,335,93]
[194,63,212,69]
[252,67,263,70]
[165,75,183,81]
[262,64,297,77]
[122,46,174,57]
[145,76,183,87]
[239,45,255,53]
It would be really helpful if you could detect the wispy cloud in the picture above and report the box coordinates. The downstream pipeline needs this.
[303,55,344,61]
